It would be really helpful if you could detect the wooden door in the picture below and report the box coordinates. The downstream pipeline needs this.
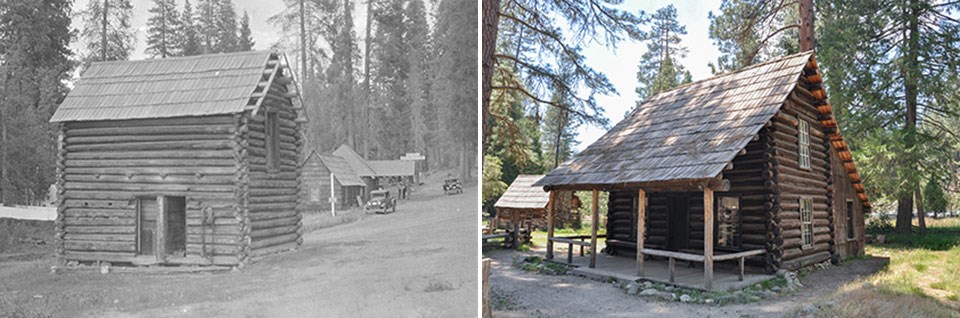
[163,196,187,257]
[666,195,689,251]
[137,197,158,256]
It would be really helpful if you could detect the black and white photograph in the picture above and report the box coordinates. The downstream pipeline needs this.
[0,0,477,317]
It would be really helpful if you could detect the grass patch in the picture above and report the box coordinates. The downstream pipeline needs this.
[513,256,571,275]
[529,227,606,250]
[0,218,55,261]
[834,217,960,314]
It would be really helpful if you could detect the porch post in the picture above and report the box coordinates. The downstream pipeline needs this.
[704,188,714,290]
[589,189,599,268]
[546,191,556,260]
[636,188,646,276]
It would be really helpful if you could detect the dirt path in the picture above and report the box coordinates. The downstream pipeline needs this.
[487,249,887,318]
[0,185,477,318]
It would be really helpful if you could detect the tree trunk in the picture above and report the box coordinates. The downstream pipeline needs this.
[481,0,500,157]
[915,189,926,235]
[363,0,373,159]
[0,104,6,205]
[299,0,307,87]
[102,0,109,61]
[798,0,815,51]
[553,112,564,169]
[896,197,913,233]
[896,0,920,234]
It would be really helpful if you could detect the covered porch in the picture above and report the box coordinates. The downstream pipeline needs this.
[543,179,769,291]
[564,252,774,291]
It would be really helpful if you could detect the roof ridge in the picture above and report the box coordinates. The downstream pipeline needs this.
[642,50,813,103]
[88,50,274,66]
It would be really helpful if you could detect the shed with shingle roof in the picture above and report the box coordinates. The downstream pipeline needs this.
[495,175,550,210]
[300,151,365,211]
[50,51,305,267]
[533,52,870,290]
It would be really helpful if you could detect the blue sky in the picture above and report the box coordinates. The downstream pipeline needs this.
[573,1,722,151]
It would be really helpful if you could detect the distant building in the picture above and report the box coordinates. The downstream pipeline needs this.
[300,151,365,211]
[332,144,415,197]
[50,51,305,267]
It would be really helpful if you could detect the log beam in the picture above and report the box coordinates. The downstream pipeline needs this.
[590,189,599,268]
[637,188,646,276]
[546,191,556,260]
[704,188,714,290]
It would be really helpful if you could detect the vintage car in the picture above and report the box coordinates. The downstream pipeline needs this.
[443,178,463,195]
[365,190,396,214]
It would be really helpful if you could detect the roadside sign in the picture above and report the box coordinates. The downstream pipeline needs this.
[400,153,426,161]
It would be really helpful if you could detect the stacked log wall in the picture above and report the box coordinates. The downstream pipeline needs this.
[830,148,866,258]
[775,91,834,270]
[58,116,242,265]
[244,79,303,260]
[605,134,773,267]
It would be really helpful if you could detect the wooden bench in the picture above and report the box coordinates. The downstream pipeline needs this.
[482,232,510,244]
[640,248,766,283]
[548,234,605,264]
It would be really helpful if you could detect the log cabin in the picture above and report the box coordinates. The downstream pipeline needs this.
[49,51,306,267]
[534,51,869,290]
[300,150,365,211]
[492,174,550,244]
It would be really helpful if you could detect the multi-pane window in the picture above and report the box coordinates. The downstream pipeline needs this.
[717,196,741,248]
[800,198,814,248]
[798,119,811,169]
[265,112,280,170]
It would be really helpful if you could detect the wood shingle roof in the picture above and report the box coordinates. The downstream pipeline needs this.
[495,175,550,210]
[51,51,297,122]
[536,52,815,188]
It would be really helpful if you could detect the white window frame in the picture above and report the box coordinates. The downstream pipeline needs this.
[798,119,811,169]
[800,197,814,248]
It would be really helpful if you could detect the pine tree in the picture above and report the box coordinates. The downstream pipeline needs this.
[0,0,74,204]
[635,5,691,102]
[197,0,219,53]
[707,0,800,73]
[79,0,136,62]
[146,0,182,58]
[480,0,641,157]
[216,0,239,52]
[179,0,202,56]
[238,10,255,51]
[405,0,432,168]
[817,0,960,233]
[436,0,478,179]
[371,0,411,159]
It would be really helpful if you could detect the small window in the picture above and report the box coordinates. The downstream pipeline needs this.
[309,184,321,202]
[265,112,281,170]
[846,200,855,239]
[717,196,741,248]
[798,120,811,169]
[800,197,814,248]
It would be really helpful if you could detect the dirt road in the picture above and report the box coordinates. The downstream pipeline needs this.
[487,249,888,318]
[0,185,478,318]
